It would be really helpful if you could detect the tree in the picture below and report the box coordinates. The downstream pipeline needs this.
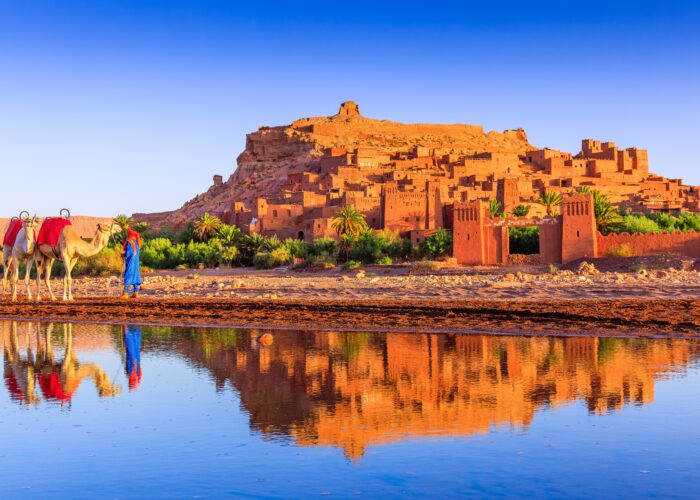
[113,214,133,230]
[331,206,368,239]
[112,214,134,245]
[193,213,222,241]
[216,224,243,247]
[592,190,623,234]
[488,199,502,218]
[536,191,562,217]
[243,233,267,255]
[133,222,150,234]
[420,229,453,258]
[512,204,530,217]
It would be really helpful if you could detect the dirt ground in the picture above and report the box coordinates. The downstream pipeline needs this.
[1,256,698,336]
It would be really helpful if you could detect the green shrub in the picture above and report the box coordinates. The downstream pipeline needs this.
[253,252,275,269]
[253,247,291,269]
[509,226,539,254]
[72,246,124,276]
[605,244,634,258]
[283,238,308,260]
[350,230,385,263]
[420,229,452,258]
[620,214,660,234]
[344,260,362,271]
[375,256,392,265]
[265,235,283,251]
[512,204,531,217]
[309,237,336,257]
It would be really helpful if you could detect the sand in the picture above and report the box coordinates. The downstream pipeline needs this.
[1,258,698,336]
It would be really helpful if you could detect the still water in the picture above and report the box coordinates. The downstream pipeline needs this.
[1,320,699,498]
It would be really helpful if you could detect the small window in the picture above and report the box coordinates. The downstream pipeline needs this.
[273,210,278,217]
[577,230,580,237]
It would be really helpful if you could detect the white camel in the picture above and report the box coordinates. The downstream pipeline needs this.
[10,216,42,302]
[35,222,120,302]
[2,213,28,292]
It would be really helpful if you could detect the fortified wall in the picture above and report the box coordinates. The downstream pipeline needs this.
[452,194,700,265]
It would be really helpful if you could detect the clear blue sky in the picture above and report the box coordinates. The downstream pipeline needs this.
[1,0,698,217]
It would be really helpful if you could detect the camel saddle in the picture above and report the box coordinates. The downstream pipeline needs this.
[37,218,72,248]
[2,219,23,247]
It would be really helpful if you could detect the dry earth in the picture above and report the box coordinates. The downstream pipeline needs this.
[2,258,698,336]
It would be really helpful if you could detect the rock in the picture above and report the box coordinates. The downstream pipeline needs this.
[577,262,599,276]
[503,273,516,282]
[187,273,200,280]
[369,277,380,284]
[355,271,366,279]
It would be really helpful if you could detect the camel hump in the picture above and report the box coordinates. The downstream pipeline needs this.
[37,218,72,247]
[2,219,23,247]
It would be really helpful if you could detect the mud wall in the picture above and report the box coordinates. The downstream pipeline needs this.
[597,231,700,258]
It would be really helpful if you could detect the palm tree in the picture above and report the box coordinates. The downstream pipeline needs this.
[133,222,150,234]
[488,199,502,218]
[592,190,623,234]
[113,214,133,230]
[216,224,242,247]
[536,191,563,217]
[331,206,368,238]
[112,214,133,245]
[193,212,222,241]
[243,233,267,255]
[512,204,530,217]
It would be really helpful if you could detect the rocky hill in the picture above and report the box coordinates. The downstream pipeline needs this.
[135,102,532,228]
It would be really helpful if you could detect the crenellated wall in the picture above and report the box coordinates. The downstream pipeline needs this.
[597,231,700,258]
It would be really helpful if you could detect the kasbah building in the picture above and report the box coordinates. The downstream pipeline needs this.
[142,102,700,264]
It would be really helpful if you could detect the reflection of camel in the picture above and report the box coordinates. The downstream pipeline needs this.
[3,322,39,405]
[35,223,120,301]
[33,323,121,403]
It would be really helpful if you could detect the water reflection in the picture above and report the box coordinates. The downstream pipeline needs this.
[2,321,121,406]
[178,330,700,459]
[2,321,699,460]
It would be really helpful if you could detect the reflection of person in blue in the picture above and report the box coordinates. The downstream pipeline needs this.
[123,325,142,391]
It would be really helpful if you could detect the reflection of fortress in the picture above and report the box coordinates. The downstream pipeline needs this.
[177,331,700,460]
[3,322,698,460]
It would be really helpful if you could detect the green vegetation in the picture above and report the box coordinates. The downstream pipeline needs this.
[488,199,502,218]
[65,200,700,276]
[512,204,531,217]
[509,226,539,255]
[592,191,623,235]
[535,191,562,217]
[419,228,452,258]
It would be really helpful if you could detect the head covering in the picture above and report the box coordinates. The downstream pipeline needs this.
[124,228,141,251]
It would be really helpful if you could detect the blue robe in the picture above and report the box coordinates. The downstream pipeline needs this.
[124,240,142,287]
[124,325,142,375]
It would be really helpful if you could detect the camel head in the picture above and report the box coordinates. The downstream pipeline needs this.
[19,216,41,254]
[95,223,122,247]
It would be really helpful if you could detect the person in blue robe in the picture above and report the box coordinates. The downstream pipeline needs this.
[122,228,142,298]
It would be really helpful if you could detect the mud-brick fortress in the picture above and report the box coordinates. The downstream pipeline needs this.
[137,102,700,264]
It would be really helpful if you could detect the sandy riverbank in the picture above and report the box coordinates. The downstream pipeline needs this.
[1,257,698,336]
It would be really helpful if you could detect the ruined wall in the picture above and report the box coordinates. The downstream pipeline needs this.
[597,231,700,258]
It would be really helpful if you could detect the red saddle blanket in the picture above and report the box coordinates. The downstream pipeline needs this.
[37,218,72,247]
[2,219,23,247]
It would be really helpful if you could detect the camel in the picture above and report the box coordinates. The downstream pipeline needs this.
[34,222,121,302]
[2,321,39,405]
[10,216,42,302]
[2,213,27,292]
